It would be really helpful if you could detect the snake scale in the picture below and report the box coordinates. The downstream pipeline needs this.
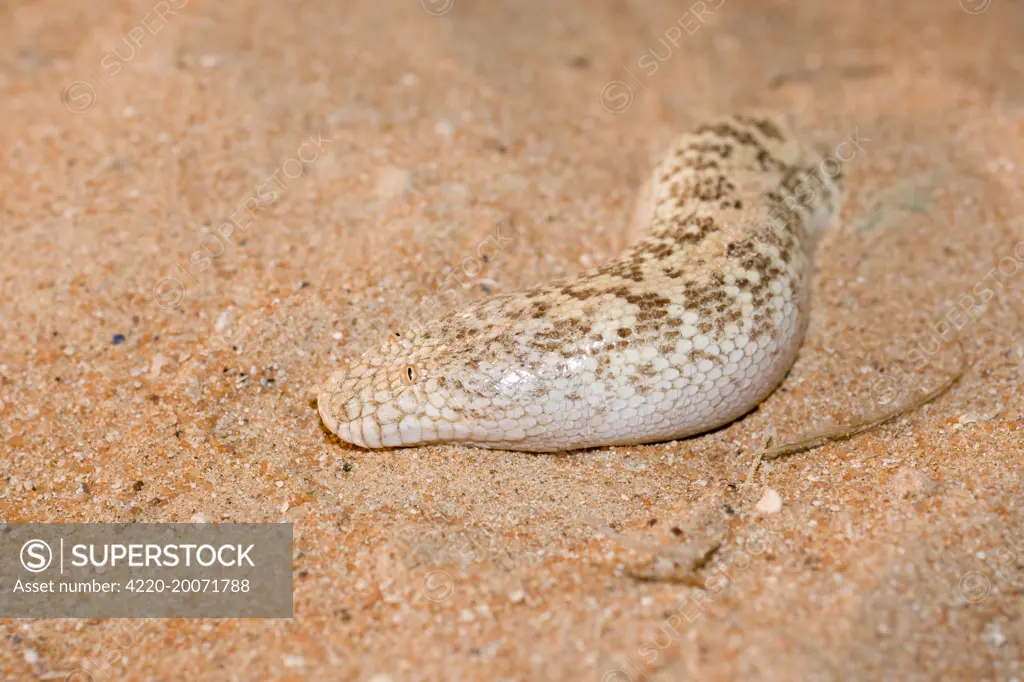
[318,113,842,452]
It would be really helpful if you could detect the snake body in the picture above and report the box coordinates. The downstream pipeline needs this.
[318,113,841,452]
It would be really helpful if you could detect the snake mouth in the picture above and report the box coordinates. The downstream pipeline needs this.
[335,422,364,448]
[319,386,404,449]
[317,388,367,447]
[317,365,380,448]
[316,389,340,434]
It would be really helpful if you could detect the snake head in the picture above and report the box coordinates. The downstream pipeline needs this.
[317,306,542,449]
[318,298,597,451]
[317,327,442,448]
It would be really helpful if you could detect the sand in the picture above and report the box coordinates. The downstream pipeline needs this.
[2,0,1023,679]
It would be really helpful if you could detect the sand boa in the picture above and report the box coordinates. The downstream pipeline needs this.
[318,113,841,451]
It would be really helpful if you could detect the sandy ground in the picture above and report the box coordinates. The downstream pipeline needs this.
[2,0,1023,679]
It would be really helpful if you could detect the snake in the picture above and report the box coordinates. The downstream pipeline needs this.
[318,113,842,452]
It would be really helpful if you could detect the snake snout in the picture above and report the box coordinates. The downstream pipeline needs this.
[317,365,375,447]
[317,390,340,434]
[318,363,432,448]
[317,384,366,447]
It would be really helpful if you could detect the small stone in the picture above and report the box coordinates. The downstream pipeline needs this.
[112,333,126,345]
[191,513,210,523]
[375,166,412,200]
[983,621,1007,648]
[149,354,172,379]
[508,589,526,604]
[23,648,39,664]
[282,654,305,668]
[434,119,456,139]
[755,488,783,514]
[954,404,1003,430]
[888,466,935,499]
[215,310,233,333]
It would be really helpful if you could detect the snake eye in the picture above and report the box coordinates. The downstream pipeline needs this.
[402,365,417,386]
